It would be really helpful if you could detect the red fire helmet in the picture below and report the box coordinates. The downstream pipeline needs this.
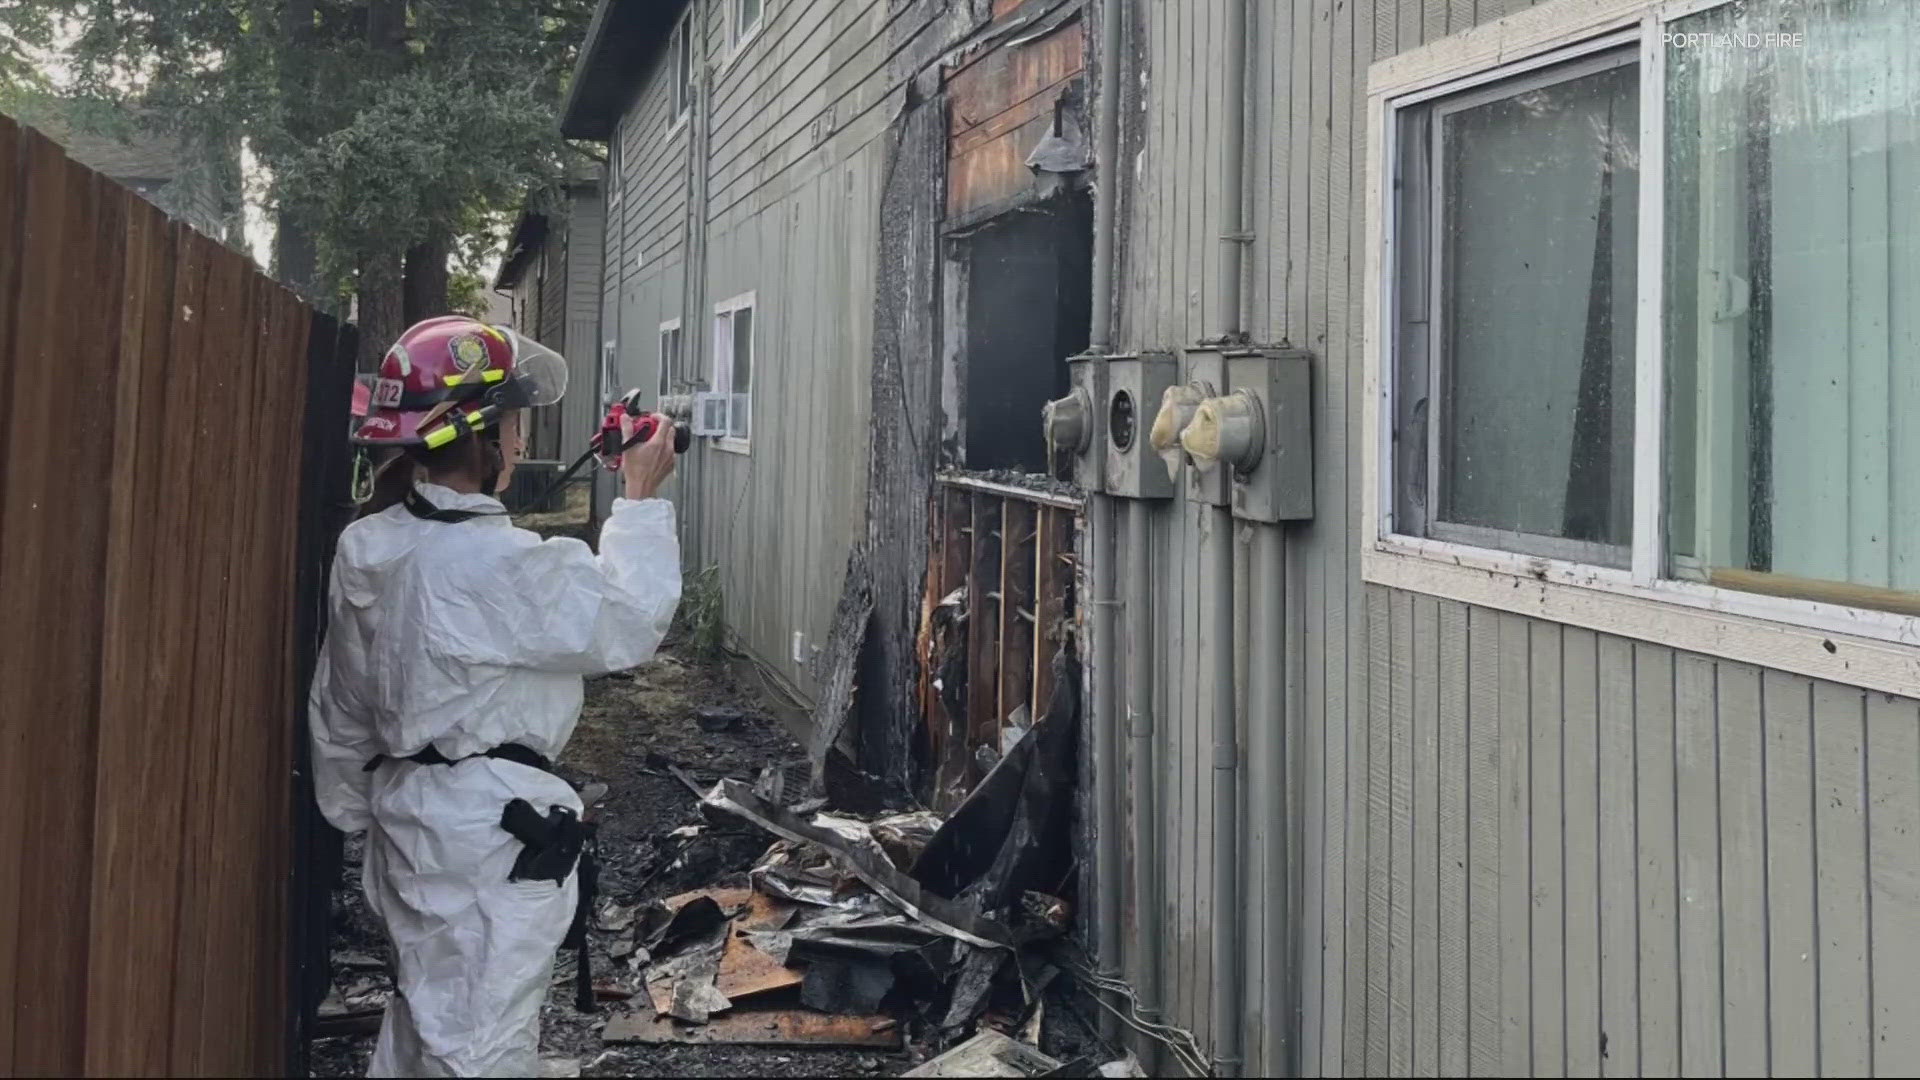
[352,316,568,448]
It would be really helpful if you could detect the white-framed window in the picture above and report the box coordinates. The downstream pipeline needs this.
[600,338,618,407]
[1364,0,1920,693]
[711,293,755,452]
[658,317,682,401]
[669,13,693,127]
[607,128,623,212]
[728,0,765,61]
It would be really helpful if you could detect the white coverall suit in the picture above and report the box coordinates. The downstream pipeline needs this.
[309,481,682,1077]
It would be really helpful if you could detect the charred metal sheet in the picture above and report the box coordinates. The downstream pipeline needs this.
[938,472,1085,510]
[701,780,1019,950]
[654,888,803,1005]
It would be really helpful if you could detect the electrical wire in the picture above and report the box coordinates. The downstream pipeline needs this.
[1059,957,1213,1076]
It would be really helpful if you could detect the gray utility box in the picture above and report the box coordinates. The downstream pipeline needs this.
[1105,353,1178,500]
[1228,349,1314,522]
[1060,353,1109,492]
[1182,349,1230,507]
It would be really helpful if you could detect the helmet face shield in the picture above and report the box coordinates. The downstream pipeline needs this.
[501,328,568,408]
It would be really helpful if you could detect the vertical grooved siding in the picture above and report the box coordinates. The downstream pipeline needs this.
[1114,1,1920,1076]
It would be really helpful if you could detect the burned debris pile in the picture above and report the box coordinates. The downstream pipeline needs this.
[592,669,1085,1068]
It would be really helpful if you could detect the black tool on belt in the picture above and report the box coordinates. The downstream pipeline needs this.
[363,741,602,1012]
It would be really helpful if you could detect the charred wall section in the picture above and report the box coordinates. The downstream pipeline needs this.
[854,67,949,796]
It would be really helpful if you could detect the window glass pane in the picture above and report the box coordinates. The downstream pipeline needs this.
[739,0,762,38]
[712,311,733,393]
[659,327,678,397]
[675,21,692,113]
[731,307,752,394]
[1431,57,1640,555]
[1665,0,1919,608]
[730,393,750,440]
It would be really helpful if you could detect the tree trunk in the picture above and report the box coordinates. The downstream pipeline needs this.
[272,0,321,301]
[356,253,405,371]
[367,0,408,59]
[355,0,411,367]
[403,230,452,324]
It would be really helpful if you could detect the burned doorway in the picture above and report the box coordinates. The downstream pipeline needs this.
[955,191,1093,474]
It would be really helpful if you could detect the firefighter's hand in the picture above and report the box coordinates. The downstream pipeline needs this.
[621,412,677,501]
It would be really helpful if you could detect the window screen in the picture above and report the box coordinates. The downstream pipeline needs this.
[711,302,754,445]
[729,308,752,440]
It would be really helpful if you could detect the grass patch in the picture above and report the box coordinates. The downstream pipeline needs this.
[676,563,728,660]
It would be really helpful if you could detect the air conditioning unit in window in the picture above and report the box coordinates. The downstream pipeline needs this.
[691,391,728,437]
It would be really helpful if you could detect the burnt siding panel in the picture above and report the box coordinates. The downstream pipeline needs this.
[944,16,1086,220]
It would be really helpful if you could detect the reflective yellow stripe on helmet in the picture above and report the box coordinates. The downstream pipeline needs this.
[442,369,507,388]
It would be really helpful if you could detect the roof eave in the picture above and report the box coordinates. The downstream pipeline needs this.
[560,0,687,141]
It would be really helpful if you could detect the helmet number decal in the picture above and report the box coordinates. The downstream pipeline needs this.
[373,377,405,409]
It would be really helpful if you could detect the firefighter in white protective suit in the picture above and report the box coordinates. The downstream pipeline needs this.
[309,316,682,1077]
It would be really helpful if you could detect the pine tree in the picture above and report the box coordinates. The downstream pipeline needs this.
[0,1,595,362]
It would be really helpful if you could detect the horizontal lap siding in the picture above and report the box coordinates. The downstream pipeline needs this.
[687,0,905,699]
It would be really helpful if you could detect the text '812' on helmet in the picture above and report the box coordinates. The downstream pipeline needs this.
[352,316,569,448]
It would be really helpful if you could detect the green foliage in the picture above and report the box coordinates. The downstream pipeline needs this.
[2,1,596,306]
[676,564,729,661]
[0,3,58,95]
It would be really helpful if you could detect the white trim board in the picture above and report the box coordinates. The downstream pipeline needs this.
[1365,546,1920,699]
[1360,0,1920,696]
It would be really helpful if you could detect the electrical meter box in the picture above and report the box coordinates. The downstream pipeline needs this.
[1104,353,1177,500]
[1056,354,1109,492]
[1228,349,1314,522]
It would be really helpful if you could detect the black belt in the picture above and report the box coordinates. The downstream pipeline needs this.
[361,741,552,774]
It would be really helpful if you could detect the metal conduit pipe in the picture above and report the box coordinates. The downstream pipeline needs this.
[1087,0,1128,1045]
[1089,0,1123,354]
[1124,496,1162,1073]
[1210,0,1252,1074]
[1254,525,1290,1076]
[1207,503,1242,1076]
[1087,496,1122,1043]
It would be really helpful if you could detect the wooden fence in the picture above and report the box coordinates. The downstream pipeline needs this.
[0,114,355,1076]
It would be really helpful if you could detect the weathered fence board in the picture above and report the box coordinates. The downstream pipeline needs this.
[0,112,354,1077]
